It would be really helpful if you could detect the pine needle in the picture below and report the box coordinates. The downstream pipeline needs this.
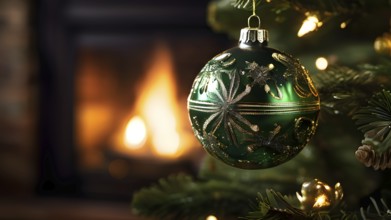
[353,90,391,153]
[312,66,375,115]
[131,174,258,219]
[359,197,391,219]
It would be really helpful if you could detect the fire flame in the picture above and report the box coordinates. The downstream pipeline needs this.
[123,45,185,158]
[124,116,146,149]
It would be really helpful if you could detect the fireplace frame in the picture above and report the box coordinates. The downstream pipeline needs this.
[37,0,230,199]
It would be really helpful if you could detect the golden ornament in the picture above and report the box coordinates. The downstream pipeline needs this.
[374,33,391,56]
[296,179,343,211]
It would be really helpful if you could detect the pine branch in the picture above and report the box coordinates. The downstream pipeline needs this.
[359,59,391,77]
[353,90,391,153]
[242,189,358,220]
[131,174,258,220]
[360,197,391,220]
[229,0,391,39]
[131,173,389,219]
[312,60,391,116]
[243,189,308,220]
[231,0,391,18]
[232,0,261,10]
[273,0,366,17]
[312,65,375,116]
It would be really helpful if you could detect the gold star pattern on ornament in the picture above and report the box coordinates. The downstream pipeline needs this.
[245,61,283,100]
[246,61,272,86]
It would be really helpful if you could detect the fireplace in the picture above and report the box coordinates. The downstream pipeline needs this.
[37,0,231,200]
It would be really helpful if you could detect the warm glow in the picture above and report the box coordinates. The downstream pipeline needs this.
[120,44,191,158]
[298,15,322,37]
[124,116,147,149]
[340,22,347,29]
[108,159,129,179]
[206,215,218,220]
[315,57,328,70]
[141,46,180,157]
[313,194,330,208]
[141,74,181,156]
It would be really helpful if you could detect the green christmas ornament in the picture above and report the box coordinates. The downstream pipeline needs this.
[187,14,320,169]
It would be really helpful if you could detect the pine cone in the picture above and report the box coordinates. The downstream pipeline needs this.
[355,145,391,170]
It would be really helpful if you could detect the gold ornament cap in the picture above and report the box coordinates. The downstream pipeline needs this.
[239,14,268,47]
[239,27,269,47]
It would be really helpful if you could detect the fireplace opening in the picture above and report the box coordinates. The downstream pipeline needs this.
[76,43,196,163]
[37,0,232,201]
[74,42,204,199]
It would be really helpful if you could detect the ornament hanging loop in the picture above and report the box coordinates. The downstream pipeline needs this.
[248,14,261,28]
[241,0,267,46]
[248,0,261,28]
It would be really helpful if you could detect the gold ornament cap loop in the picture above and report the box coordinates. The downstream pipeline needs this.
[240,1,267,47]
[248,14,261,28]
[239,27,269,47]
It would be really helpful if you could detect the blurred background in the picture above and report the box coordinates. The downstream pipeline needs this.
[1,0,391,219]
[0,0,231,219]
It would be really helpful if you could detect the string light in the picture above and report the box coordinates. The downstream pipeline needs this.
[315,57,328,70]
[298,14,322,37]
[340,22,347,29]
[206,215,218,220]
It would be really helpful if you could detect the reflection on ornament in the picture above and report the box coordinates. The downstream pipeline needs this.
[313,194,329,208]
[296,179,343,210]
[374,33,391,56]
[188,15,320,169]
[298,14,322,37]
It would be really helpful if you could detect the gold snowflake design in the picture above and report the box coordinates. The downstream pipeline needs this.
[189,69,259,146]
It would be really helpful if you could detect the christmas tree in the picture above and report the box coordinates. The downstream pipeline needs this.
[131,0,391,219]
